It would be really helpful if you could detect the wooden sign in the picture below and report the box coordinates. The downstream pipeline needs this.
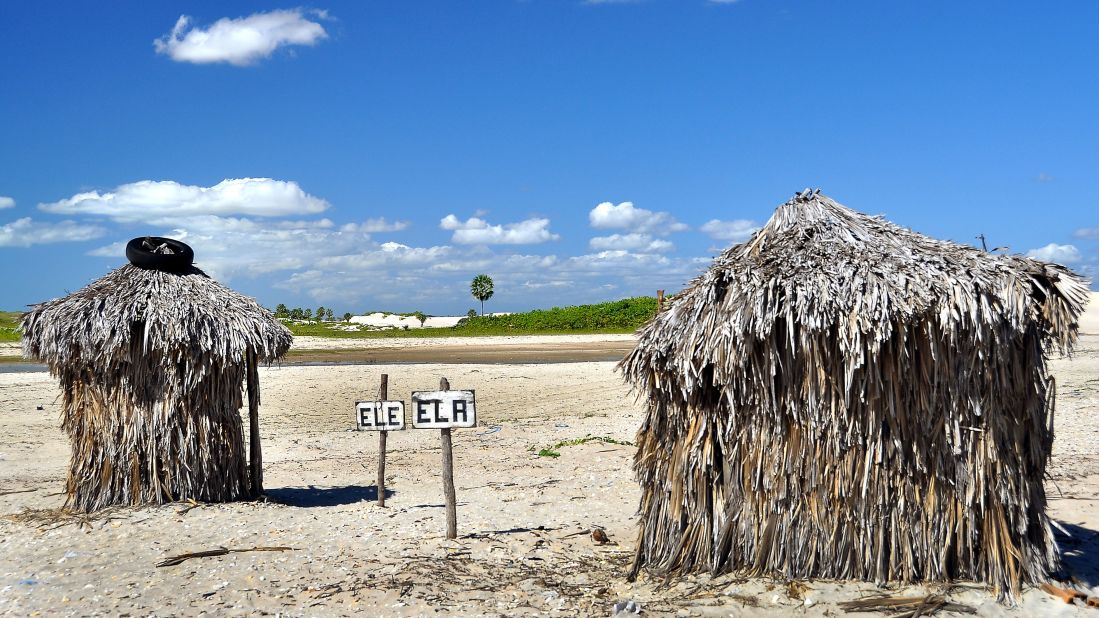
[411,390,476,429]
[356,400,406,431]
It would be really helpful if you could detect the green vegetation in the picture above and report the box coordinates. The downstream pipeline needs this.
[0,311,21,343]
[282,296,657,339]
[534,435,635,458]
[274,304,344,321]
[454,297,658,333]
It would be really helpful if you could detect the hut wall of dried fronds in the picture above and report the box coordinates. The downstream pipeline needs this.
[21,264,291,512]
[619,190,1090,597]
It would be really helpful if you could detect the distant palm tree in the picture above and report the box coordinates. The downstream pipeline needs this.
[471,274,494,316]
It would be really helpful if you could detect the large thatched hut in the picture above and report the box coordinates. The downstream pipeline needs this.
[21,238,291,511]
[620,189,1089,596]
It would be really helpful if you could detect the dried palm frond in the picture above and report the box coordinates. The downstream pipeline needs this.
[21,264,292,511]
[620,190,1090,599]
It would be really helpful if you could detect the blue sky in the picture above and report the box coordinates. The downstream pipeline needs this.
[2,1,1096,315]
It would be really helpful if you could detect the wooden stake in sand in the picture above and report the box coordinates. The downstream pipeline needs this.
[378,373,388,507]
[411,377,477,540]
[355,380,405,506]
[246,350,263,497]
[439,377,457,539]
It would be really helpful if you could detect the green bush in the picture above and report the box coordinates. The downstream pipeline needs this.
[0,311,21,343]
[454,297,657,333]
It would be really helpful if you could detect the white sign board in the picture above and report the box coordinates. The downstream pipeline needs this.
[411,390,477,429]
[356,400,406,431]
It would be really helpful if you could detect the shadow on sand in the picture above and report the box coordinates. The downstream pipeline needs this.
[265,484,394,507]
[1054,521,1099,588]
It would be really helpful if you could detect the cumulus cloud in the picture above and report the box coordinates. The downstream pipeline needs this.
[700,218,759,243]
[588,201,687,235]
[1074,228,1099,240]
[154,9,328,66]
[40,178,328,222]
[1026,243,1082,265]
[0,196,14,209]
[440,214,559,245]
[589,233,674,253]
[0,218,106,247]
[90,213,378,281]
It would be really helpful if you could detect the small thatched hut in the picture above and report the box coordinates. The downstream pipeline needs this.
[620,189,1089,596]
[22,240,291,511]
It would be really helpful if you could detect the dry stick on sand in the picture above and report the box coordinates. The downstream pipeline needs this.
[1039,582,1088,604]
[156,546,295,567]
[837,593,976,617]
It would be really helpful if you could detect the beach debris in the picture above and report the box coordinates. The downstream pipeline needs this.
[4,506,126,530]
[1040,582,1087,604]
[0,488,37,496]
[784,580,810,600]
[592,528,610,545]
[176,498,203,515]
[837,593,975,616]
[57,551,79,564]
[156,546,295,567]
[611,599,641,615]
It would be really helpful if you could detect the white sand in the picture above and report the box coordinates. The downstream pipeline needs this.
[1078,292,1099,335]
[1,305,1098,615]
[348,313,465,329]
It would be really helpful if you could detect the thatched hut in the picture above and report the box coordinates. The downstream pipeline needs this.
[620,189,1089,596]
[21,238,291,511]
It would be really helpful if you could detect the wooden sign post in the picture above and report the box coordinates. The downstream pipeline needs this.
[411,377,477,540]
[355,374,406,507]
[439,378,457,540]
[378,374,389,507]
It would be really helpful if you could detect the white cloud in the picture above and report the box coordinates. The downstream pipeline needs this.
[154,9,328,66]
[87,214,370,281]
[440,214,559,245]
[1026,243,1082,265]
[0,196,14,209]
[0,218,106,247]
[1074,228,1099,240]
[700,218,759,243]
[41,178,328,221]
[340,218,410,233]
[589,233,673,253]
[588,201,687,235]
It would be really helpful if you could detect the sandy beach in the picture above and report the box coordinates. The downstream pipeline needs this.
[1,304,1097,616]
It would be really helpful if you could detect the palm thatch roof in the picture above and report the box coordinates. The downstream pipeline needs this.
[22,263,291,511]
[620,189,1089,598]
